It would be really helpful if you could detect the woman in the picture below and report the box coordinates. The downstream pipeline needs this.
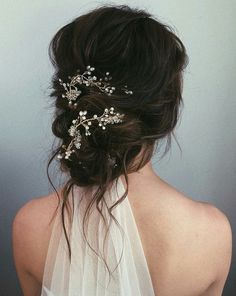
[12,4,232,296]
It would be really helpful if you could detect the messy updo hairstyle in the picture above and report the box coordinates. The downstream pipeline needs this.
[46,4,188,275]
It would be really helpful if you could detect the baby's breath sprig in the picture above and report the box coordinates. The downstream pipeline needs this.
[57,107,124,160]
[59,65,133,108]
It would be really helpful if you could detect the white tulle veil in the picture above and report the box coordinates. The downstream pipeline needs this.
[41,176,155,296]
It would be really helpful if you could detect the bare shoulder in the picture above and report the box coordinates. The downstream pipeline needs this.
[149,176,232,232]
[12,189,62,294]
[159,177,232,256]
[13,188,61,225]
[12,189,61,247]
[143,176,232,295]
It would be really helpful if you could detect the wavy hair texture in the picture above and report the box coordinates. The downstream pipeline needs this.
[46,4,189,278]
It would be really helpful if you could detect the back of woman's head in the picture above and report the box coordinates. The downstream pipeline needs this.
[48,4,188,187]
[47,4,188,265]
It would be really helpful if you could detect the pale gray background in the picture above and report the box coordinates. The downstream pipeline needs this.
[0,0,235,295]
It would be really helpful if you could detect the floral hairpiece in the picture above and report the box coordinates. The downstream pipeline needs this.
[59,65,133,108]
[57,107,124,160]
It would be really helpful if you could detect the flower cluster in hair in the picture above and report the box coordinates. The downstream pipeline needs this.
[57,107,124,160]
[59,65,133,108]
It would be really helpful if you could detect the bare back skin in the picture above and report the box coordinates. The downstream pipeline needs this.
[12,161,232,296]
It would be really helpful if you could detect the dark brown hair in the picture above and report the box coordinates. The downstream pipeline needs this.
[46,4,188,277]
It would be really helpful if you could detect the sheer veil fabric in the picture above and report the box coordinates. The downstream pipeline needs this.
[41,176,155,296]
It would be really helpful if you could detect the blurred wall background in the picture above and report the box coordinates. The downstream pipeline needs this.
[0,0,235,294]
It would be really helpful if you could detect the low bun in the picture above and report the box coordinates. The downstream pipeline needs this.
[51,89,147,186]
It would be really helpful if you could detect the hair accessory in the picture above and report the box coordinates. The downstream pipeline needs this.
[107,153,118,167]
[57,107,124,160]
[59,65,133,108]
